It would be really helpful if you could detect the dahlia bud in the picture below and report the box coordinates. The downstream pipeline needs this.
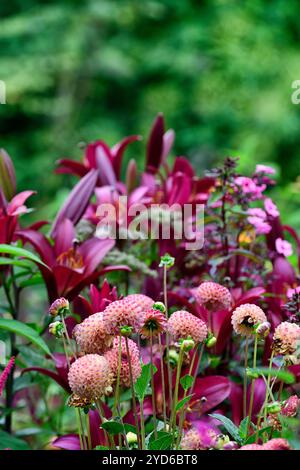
[49,298,69,317]
[152,301,166,313]
[255,321,271,337]
[126,432,138,446]
[120,326,133,337]
[159,253,175,269]
[180,337,195,352]
[206,332,217,348]
[266,401,281,414]
[168,349,180,368]
[49,321,64,338]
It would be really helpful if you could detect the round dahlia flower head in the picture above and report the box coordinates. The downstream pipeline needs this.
[168,310,208,344]
[139,308,167,338]
[102,298,142,335]
[73,312,113,355]
[181,426,217,450]
[49,297,69,317]
[125,294,154,312]
[195,281,232,312]
[272,321,300,356]
[263,438,291,450]
[239,444,264,450]
[281,395,300,417]
[68,354,113,401]
[104,337,141,388]
[231,303,267,336]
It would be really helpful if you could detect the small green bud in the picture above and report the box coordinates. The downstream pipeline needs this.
[266,402,281,414]
[180,337,195,352]
[168,349,180,368]
[126,432,138,445]
[159,253,175,269]
[49,321,64,338]
[246,368,259,379]
[152,301,166,313]
[120,326,133,337]
[206,332,217,348]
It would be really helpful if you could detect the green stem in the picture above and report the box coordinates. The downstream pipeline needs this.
[140,400,146,450]
[246,334,258,437]
[75,408,84,450]
[243,337,249,419]
[86,412,92,450]
[113,334,122,416]
[170,347,184,439]
[158,334,167,430]
[163,265,173,413]
[255,350,275,442]
[125,336,141,449]
[150,331,158,439]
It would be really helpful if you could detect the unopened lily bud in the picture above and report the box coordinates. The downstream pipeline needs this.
[152,302,166,313]
[49,297,69,317]
[126,432,138,445]
[206,332,217,348]
[49,321,64,338]
[256,321,271,337]
[180,337,195,352]
[266,402,281,414]
[125,159,138,193]
[120,326,133,337]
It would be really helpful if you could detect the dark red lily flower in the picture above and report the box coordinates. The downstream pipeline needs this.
[73,280,120,321]
[56,135,141,184]
[17,218,127,301]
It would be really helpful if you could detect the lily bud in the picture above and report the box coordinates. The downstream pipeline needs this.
[0,149,16,200]
[49,321,64,338]
[125,159,137,193]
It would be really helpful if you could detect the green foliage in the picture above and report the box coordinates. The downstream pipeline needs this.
[0,318,51,356]
[1,0,300,225]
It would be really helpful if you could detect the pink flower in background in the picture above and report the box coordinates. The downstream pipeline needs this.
[275,238,293,257]
[248,215,271,234]
[248,208,267,220]
[264,198,279,218]
[235,177,266,199]
[255,164,276,175]
[287,286,300,298]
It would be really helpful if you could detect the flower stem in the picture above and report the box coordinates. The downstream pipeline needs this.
[170,347,184,438]
[163,265,173,413]
[246,335,258,437]
[255,350,275,442]
[140,400,146,449]
[243,337,249,418]
[150,331,158,439]
[124,336,141,449]
[158,334,167,430]
[75,408,85,450]
[113,334,122,417]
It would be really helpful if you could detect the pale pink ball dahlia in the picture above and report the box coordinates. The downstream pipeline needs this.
[195,281,232,311]
[140,308,167,338]
[102,298,142,334]
[104,337,141,388]
[125,294,154,312]
[68,354,113,400]
[239,444,264,450]
[263,438,291,450]
[168,310,208,343]
[181,427,217,450]
[272,321,300,356]
[73,312,113,355]
[231,303,267,336]
[281,395,300,417]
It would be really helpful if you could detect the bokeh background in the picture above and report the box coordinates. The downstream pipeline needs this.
[1,0,300,227]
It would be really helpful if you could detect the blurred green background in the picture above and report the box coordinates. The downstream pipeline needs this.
[0,0,300,228]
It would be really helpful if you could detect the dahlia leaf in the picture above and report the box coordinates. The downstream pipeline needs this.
[134,363,157,401]
[175,393,194,412]
[180,374,194,391]
[101,420,123,435]
[247,367,295,384]
[148,432,173,450]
